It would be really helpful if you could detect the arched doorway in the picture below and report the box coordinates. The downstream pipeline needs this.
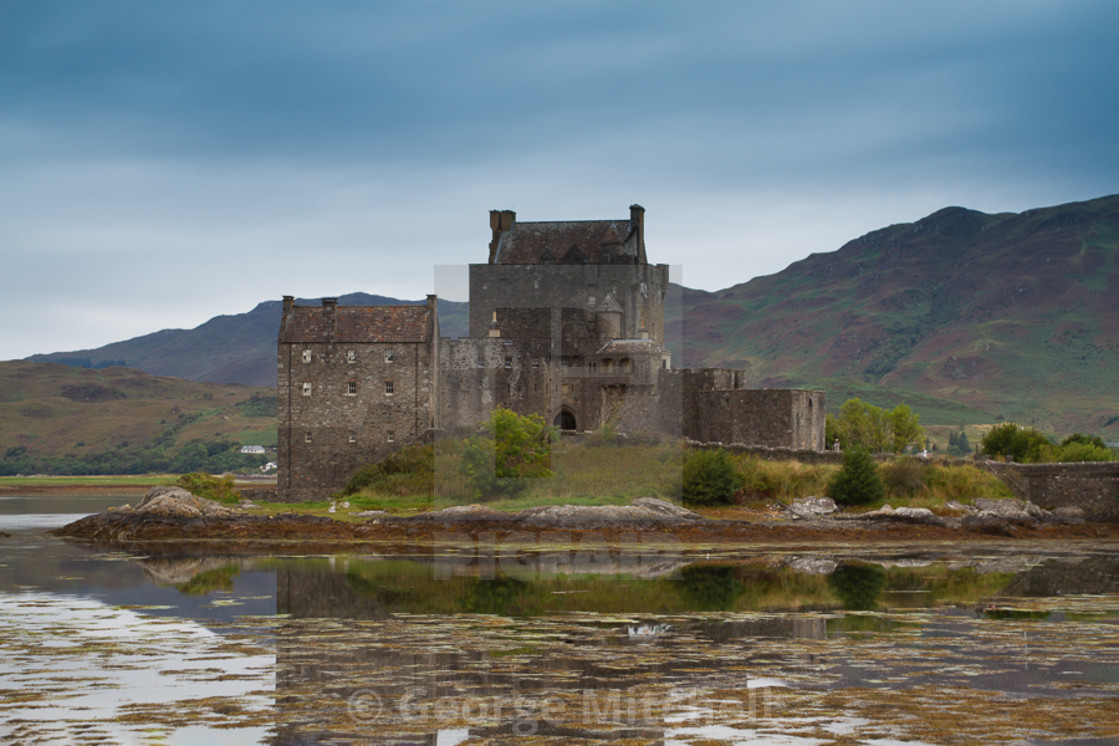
[554,408,577,431]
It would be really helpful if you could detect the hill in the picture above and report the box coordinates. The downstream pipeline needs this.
[29,295,469,388]
[0,361,276,475]
[24,196,1119,440]
[671,195,1118,438]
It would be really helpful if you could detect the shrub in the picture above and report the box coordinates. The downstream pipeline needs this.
[459,409,555,499]
[682,448,744,505]
[343,443,434,496]
[880,457,926,498]
[827,449,884,506]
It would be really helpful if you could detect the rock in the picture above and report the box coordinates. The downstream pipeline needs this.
[1046,506,1086,525]
[133,486,238,519]
[786,556,838,574]
[631,497,703,520]
[961,512,1016,535]
[971,498,1042,526]
[849,504,946,526]
[518,499,703,529]
[787,496,838,519]
[407,504,513,524]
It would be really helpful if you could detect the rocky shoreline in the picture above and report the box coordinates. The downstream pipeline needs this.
[47,486,1116,553]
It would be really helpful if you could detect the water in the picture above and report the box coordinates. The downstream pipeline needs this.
[1,493,1117,744]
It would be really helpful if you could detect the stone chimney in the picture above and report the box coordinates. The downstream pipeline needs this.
[488,209,516,263]
[629,204,646,262]
[321,297,337,341]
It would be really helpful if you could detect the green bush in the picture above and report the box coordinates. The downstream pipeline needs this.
[827,449,885,506]
[682,448,745,505]
[981,423,1053,463]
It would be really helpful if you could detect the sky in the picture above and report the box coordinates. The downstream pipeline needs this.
[2,1,1117,361]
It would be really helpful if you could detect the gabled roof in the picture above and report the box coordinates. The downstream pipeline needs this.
[493,219,639,264]
[280,304,431,344]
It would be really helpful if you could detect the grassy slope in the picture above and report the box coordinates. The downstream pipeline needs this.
[0,361,277,458]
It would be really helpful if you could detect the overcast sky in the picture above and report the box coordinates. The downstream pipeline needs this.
[2,1,1117,360]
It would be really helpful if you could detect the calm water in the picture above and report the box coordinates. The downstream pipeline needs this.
[0,493,1117,744]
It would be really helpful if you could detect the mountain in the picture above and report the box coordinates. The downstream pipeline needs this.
[26,196,1119,438]
[29,294,469,388]
[671,194,1119,436]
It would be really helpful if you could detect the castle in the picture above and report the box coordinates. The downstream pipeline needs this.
[277,205,825,501]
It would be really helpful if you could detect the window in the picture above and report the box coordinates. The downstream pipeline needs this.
[384,380,394,395]
[304,431,313,443]
[346,350,356,363]
[302,349,312,363]
[348,432,357,443]
[384,350,396,363]
[346,381,357,396]
[302,382,312,396]
[386,431,395,443]
[504,357,512,369]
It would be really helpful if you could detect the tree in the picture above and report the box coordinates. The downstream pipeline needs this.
[888,404,923,454]
[981,423,1051,463]
[828,448,885,506]
[834,398,925,454]
[460,409,555,499]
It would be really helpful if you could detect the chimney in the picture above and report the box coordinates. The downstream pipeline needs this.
[322,297,338,341]
[488,209,516,263]
[629,204,646,262]
[282,295,294,316]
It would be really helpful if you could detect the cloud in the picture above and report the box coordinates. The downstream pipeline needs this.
[1,0,1117,360]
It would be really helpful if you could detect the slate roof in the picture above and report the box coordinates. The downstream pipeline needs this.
[280,305,431,344]
[493,219,637,264]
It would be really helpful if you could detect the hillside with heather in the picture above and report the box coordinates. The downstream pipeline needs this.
[23,195,1119,440]
[0,361,275,475]
[670,195,1118,437]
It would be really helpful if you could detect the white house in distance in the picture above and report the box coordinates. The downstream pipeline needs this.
[240,445,267,454]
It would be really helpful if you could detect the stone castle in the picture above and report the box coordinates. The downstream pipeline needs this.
[277,205,825,501]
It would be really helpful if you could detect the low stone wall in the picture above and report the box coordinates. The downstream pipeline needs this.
[1007,462,1119,519]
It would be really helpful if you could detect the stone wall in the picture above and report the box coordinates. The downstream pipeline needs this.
[278,338,437,501]
[684,385,825,450]
[1010,462,1119,519]
[469,263,670,346]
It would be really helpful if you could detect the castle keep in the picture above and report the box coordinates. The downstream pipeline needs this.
[278,205,825,501]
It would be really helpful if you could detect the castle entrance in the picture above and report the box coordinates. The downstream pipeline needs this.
[554,409,577,431]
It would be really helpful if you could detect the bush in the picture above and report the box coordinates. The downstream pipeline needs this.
[827,449,884,506]
[459,409,555,499]
[343,443,434,496]
[682,448,744,505]
[880,457,926,498]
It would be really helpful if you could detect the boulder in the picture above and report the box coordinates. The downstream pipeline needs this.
[133,486,238,519]
[787,496,838,519]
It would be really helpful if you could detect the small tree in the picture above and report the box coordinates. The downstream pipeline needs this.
[827,448,884,506]
[682,448,744,505]
[460,408,555,499]
[981,423,1051,463]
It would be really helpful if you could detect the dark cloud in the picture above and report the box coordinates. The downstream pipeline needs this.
[1,1,1117,358]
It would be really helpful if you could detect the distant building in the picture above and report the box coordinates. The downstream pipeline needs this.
[277,205,825,501]
[239,445,267,454]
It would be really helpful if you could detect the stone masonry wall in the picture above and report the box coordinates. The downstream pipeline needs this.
[278,339,435,501]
